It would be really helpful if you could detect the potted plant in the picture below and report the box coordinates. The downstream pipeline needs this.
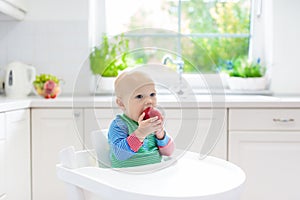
[220,57,267,90]
[89,34,129,93]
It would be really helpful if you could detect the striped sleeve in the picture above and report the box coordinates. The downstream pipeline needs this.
[127,133,143,152]
[108,117,138,161]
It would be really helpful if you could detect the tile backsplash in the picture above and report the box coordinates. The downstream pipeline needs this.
[0,19,90,95]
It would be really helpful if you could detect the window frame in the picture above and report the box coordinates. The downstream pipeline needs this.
[91,0,254,51]
[90,0,269,90]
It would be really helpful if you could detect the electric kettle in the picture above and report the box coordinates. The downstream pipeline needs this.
[5,61,36,98]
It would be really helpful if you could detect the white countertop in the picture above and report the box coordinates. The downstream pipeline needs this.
[1,94,300,112]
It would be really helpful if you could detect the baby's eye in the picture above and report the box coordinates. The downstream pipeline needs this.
[150,93,156,97]
[135,94,143,99]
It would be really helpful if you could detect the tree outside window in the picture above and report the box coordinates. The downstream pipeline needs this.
[104,0,251,73]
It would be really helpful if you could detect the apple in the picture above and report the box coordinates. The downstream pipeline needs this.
[143,107,162,120]
[44,80,56,95]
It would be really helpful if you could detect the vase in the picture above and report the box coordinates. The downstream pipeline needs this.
[227,76,268,91]
[90,75,116,94]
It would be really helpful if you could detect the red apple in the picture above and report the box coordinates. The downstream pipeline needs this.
[143,107,162,120]
[44,80,56,94]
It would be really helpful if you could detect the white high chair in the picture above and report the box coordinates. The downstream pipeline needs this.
[57,130,246,200]
[91,129,111,168]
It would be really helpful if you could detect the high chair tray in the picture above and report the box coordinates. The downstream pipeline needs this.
[57,151,245,200]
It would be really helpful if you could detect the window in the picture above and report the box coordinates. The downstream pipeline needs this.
[94,0,251,73]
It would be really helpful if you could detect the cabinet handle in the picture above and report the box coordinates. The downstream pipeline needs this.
[74,112,81,118]
[273,118,295,123]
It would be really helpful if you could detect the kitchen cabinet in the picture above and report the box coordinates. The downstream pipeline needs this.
[0,0,27,20]
[84,108,120,149]
[85,108,227,160]
[163,108,227,159]
[1,109,31,200]
[32,109,84,200]
[229,109,300,200]
[0,113,6,198]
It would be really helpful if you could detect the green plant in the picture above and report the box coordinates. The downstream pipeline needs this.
[126,1,250,72]
[220,57,266,78]
[89,34,129,77]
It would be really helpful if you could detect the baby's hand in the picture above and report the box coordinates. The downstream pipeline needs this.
[155,129,165,139]
[155,115,165,139]
[135,112,162,142]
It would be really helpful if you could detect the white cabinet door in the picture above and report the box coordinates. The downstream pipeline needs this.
[229,131,300,200]
[84,108,121,149]
[0,113,6,197]
[86,108,227,159]
[5,109,30,200]
[32,109,84,200]
[163,108,227,160]
[229,109,300,200]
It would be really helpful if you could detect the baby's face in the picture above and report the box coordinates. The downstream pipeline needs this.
[123,84,157,122]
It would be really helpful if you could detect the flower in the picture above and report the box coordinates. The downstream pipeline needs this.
[219,56,266,78]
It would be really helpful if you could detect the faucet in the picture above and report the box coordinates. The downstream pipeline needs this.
[162,55,184,95]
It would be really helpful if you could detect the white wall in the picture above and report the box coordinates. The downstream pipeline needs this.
[0,0,90,95]
[1,0,300,95]
[225,0,300,95]
[269,0,300,95]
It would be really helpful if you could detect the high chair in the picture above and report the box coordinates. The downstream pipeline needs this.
[57,129,246,200]
[91,129,111,168]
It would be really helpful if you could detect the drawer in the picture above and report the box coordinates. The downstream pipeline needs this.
[5,109,29,123]
[229,109,300,131]
[164,108,226,120]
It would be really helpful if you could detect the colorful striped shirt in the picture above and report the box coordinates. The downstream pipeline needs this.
[108,114,174,168]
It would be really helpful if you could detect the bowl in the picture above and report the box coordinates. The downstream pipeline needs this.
[33,80,62,99]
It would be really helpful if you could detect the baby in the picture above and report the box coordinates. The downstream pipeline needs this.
[108,70,174,168]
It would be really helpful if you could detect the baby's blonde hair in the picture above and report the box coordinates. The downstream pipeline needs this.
[114,71,154,99]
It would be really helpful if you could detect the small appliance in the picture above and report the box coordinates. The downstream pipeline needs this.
[5,61,36,98]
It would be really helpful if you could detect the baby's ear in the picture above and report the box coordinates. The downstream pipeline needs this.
[116,97,125,110]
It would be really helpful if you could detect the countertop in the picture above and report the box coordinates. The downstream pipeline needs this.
[1,94,300,112]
